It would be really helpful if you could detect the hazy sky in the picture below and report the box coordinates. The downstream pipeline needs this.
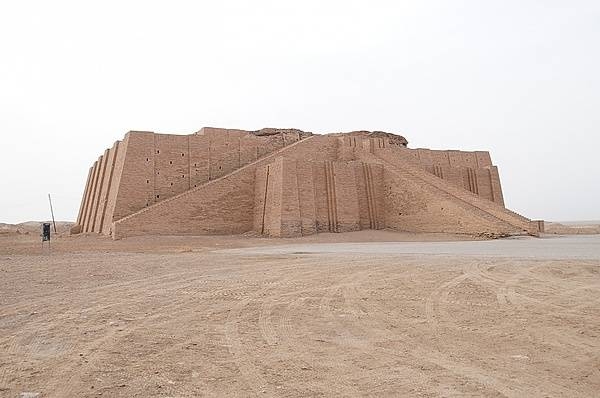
[1,0,598,224]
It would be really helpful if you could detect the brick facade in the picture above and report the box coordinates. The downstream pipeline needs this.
[72,128,541,239]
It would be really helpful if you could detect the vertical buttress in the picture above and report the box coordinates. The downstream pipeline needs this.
[82,160,100,232]
[260,165,270,235]
[366,163,379,229]
[76,167,93,226]
[325,161,338,232]
[90,149,110,232]
[98,141,120,233]
[363,163,375,229]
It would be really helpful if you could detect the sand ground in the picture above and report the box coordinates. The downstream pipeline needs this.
[1,231,599,397]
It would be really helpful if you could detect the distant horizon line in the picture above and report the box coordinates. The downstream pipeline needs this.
[3,219,600,226]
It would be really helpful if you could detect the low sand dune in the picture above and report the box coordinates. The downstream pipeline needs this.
[545,220,600,235]
[0,221,74,237]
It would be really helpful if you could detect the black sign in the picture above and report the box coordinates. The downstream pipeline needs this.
[42,223,51,242]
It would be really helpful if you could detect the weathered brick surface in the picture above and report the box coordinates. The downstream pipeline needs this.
[296,161,317,235]
[94,142,119,232]
[72,128,540,238]
[102,137,128,234]
[75,166,93,228]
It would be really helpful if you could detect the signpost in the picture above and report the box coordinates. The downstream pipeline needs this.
[43,193,56,251]
[42,222,51,249]
[48,194,57,233]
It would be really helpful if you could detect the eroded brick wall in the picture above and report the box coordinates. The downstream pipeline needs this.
[74,128,536,239]
[255,158,385,237]
[111,135,337,238]
[76,129,311,235]
[382,166,520,235]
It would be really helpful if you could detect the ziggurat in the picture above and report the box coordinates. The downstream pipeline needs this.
[72,127,543,239]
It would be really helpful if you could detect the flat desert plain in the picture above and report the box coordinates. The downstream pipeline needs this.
[1,231,599,397]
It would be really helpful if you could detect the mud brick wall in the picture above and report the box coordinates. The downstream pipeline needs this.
[392,147,504,206]
[77,129,313,235]
[111,135,337,238]
[73,127,537,238]
[382,166,520,235]
[255,158,384,237]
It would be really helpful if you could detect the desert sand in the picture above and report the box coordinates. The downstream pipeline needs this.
[545,221,600,235]
[1,230,599,397]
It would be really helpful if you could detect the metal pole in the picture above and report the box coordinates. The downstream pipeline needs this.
[48,194,57,233]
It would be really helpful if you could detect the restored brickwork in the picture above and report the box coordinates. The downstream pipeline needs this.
[72,127,540,239]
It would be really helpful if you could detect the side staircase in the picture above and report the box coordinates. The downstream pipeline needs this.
[362,148,538,235]
[112,135,319,233]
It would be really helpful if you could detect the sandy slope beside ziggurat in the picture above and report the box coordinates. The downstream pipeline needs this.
[71,127,543,239]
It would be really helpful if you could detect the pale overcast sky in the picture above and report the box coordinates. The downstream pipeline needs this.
[1,1,598,224]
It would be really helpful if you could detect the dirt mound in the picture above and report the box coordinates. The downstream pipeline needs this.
[0,221,74,237]
[545,221,600,234]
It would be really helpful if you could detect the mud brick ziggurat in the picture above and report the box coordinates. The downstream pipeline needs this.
[72,127,543,239]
